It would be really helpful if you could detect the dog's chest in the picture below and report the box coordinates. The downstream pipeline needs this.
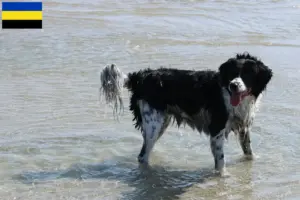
[231,96,256,122]
[222,89,260,129]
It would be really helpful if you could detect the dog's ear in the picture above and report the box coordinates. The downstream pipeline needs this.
[252,63,273,96]
[218,58,236,86]
[219,58,235,74]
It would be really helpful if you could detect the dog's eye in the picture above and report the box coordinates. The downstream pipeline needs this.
[226,67,240,80]
[228,72,239,80]
[241,61,257,76]
[242,67,255,75]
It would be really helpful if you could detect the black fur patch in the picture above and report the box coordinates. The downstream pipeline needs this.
[125,67,227,134]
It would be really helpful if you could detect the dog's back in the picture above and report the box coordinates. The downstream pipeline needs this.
[126,67,219,112]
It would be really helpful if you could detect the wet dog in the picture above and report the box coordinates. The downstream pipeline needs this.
[99,52,273,175]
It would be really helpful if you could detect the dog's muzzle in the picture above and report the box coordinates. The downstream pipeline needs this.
[228,78,250,106]
[229,82,239,93]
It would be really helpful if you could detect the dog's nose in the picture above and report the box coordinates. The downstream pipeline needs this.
[229,82,238,92]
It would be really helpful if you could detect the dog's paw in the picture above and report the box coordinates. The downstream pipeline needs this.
[138,156,148,164]
[219,168,230,178]
[244,154,254,160]
[243,153,258,160]
[214,168,230,178]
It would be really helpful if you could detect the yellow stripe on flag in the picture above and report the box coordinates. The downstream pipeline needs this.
[2,11,43,20]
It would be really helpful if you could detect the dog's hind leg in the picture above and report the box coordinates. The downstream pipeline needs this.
[239,128,253,159]
[137,100,170,164]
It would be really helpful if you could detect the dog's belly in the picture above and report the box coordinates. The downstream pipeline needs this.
[167,105,211,134]
[191,112,211,134]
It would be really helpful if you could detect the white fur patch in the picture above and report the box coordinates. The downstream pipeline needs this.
[230,77,247,93]
[210,132,225,175]
[222,88,261,133]
[138,100,166,163]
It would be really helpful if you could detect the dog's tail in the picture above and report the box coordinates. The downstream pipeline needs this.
[99,64,128,116]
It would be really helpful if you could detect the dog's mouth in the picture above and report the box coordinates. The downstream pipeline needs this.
[229,89,251,106]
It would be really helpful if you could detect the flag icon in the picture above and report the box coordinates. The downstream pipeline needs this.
[2,2,43,29]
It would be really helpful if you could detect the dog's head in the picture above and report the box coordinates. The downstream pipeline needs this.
[219,53,273,106]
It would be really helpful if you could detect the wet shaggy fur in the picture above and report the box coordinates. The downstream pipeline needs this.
[99,52,273,175]
[127,68,221,132]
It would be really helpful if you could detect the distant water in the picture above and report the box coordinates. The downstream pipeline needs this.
[0,0,299,199]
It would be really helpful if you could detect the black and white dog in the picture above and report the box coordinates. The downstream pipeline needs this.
[99,52,273,175]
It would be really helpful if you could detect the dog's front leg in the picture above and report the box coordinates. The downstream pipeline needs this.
[239,128,253,159]
[210,132,226,176]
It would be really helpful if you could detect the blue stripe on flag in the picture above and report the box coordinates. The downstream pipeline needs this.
[2,2,42,11]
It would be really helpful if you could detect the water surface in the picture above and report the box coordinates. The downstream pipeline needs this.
[0,0,300,199]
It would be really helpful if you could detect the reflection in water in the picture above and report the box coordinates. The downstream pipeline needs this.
[14,156,255,200]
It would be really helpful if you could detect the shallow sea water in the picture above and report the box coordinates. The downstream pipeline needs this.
[0,0,300,199]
